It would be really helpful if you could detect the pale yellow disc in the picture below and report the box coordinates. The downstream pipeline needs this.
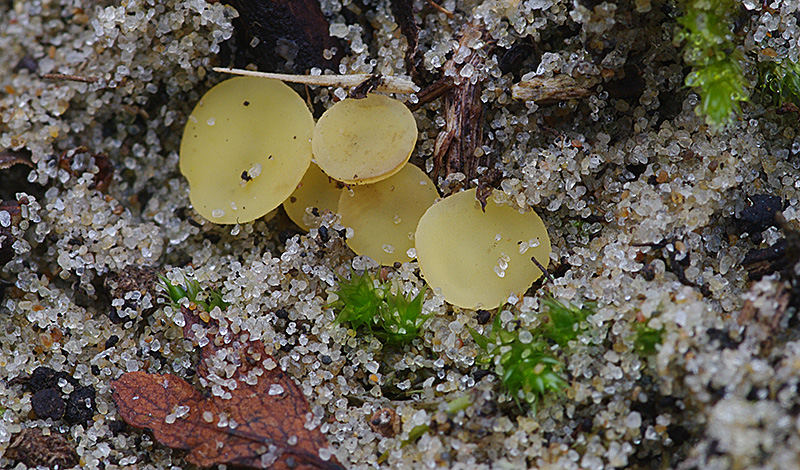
[283,163,343,231]
[339,163,438,266]
[180,77,314,224]
[312,94,417,185]
[415,188,551,309]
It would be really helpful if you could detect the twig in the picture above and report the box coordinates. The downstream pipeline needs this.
[212,67,419,94]
[531,256,554,284]
[425,0,454,17]
[41,73,99,83]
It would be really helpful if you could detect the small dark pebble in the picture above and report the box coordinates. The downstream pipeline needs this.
[667,424,691,446]
[473,369,492,381]
[639,263,657,281]
[275,308,290,319]
[738,194,783,235]
[278,228,302,245]
[28,366,74,392]
[320,355,333,365]
[107,308,127,324]
[204,232,221,244]
[65,386,96,424]
[476,309,492,325]
[0,279,11,304]
[317,225,330,243]
[91,365,101,376]
[13,56,38,73]
[108,419,127,434]
[31,388,66,420]
[706,327,740,350]
[105,335,119,349]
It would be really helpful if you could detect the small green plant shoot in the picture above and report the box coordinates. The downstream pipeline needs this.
[676,0,748,129]
[759,59,800,109]
[158,275,229,313]
[633,318,665,355]
[470,295,593,407]
[331,270,429,345]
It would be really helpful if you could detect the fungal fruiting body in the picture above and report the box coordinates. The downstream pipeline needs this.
[414,188,551,309]
[339,163,438,266]
[283,163,343,230]
[312,94,417,185]
[180,77,314,224]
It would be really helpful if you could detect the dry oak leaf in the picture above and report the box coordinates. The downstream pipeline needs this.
[111,306,344,470]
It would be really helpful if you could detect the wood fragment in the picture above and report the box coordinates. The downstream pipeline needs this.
[6,428,79,469]
[0,150,34,170]
[213,67,419,94]
[223,0,342,73]
[390,0,422,81]
[41,73,99,83]
[406,76,453,111]
[425,0,454,17]
[430,22,488,189]
[511,74,593,103]
[57,146,113,192]
[531,255,555,284]
[349,75,384,99]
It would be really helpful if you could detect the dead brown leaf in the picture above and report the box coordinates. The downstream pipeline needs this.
[111,306,344,470]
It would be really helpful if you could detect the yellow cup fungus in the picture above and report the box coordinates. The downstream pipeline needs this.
[414,188,552,309]
[180,77,314,224]
[283,163,343,230]
[312,94,417,185]
[339,164,439,266]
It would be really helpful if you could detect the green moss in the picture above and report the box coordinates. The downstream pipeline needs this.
[676,0,749,129]
[633,319,665,355]
[469,295,593,407]
[158,275,229,313]
[330,270,430,346]
[759,59,800,108]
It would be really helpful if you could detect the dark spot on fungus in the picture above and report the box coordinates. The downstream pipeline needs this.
[289,196,297,203]
[269,155,273,160]
[241,170,252,182]
[243,101,250,106]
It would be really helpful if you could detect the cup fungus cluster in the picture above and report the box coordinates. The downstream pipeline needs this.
[180,76,551,309]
